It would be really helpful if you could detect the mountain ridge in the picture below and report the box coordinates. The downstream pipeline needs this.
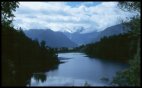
[24,29,77,48]
[62,24,125,45]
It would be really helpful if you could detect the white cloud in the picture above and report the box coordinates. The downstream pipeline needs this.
[13,2,137,33]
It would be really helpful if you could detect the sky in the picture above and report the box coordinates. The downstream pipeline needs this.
[13,1,137,33]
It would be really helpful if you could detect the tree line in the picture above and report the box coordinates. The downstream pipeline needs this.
[2,2,60,86]
[84,33,138,62]
[82,1,140,86]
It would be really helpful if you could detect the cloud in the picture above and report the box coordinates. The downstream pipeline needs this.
[13,2,137,33]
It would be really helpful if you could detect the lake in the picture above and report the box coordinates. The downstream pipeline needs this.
[28,52,128,86]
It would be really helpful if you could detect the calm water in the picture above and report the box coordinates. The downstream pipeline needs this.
[28,52,128,86]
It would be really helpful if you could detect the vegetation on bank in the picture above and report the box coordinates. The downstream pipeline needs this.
[82,1,140,86]
[1,1,140,87]
[56,46,84,53]
[2,2,59,86]
[111,2,140,86]
[84,33,138,62]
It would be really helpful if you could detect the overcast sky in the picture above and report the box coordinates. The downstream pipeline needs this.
[13,2,137,33]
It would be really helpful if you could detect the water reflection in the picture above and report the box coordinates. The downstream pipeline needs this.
[27,64,59,86]
[32,73,46,83]
[28,52,128,86]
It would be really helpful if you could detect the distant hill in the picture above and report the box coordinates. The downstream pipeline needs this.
[24,29,77,48]
[63,31,100,45]
[63,24,125,45]
[24,24,125,47]
[92,24,125,43]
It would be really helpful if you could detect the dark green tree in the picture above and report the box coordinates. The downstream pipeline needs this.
[118,2,140,12]
[2,2,59,86]
[40,40,46,48]
[112,1,141,86]
[1,2,19,27]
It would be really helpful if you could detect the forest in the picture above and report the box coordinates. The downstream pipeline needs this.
[82,2,140,86]
[2,2,60,86]
[1,1,140,87]
[84,33,138,62]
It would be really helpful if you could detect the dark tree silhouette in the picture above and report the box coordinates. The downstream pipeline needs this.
[40,40,46,48]
[1,2,59,86]
[84,33,137,62]
[1,2,19,26]
[112,2,140,86]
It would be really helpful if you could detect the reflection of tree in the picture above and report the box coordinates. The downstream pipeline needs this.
[33,73,46,83]
[31,65,59,83]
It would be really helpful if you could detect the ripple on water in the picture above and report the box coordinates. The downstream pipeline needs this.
[28,76,109,86]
